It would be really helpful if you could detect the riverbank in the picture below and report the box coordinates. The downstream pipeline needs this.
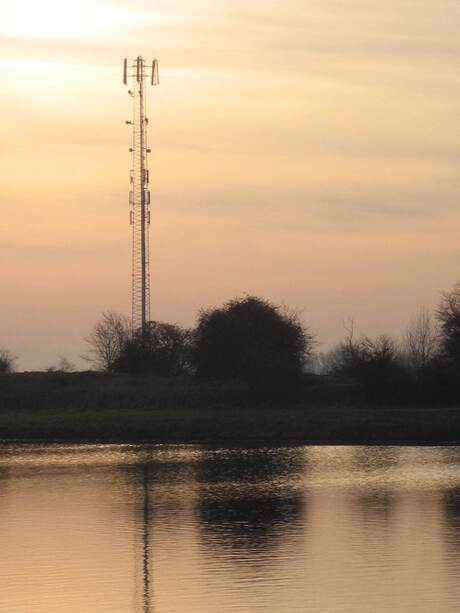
[0,372,459,444]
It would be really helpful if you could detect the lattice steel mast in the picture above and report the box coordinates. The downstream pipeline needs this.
[123,56,159,335]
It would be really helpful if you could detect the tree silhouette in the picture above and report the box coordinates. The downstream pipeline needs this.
[326,329,411,402]
[113,321,193,376]
[85,310,131,371]
[403,309,439,372]
[437,282,460,362]
[0,347,16,374]
[193,296,314,396]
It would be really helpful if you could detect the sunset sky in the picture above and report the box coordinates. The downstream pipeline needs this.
[1,0,460,369]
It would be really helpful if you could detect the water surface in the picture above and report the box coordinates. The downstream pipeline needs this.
[1,444,460,612]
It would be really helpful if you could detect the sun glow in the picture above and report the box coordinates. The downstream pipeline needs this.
[2,0,139,40]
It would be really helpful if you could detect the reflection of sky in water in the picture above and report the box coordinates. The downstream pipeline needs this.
[0,444,460,612]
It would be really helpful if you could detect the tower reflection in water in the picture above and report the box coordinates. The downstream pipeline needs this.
[2,445,460,612]
[142,462,151,613]
[133,445,306,612]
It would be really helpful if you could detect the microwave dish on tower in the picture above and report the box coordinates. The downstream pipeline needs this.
[123,56,159,335]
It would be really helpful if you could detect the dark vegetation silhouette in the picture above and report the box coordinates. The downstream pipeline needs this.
[5,283,460,409]
[403,309,439,372]
[85,310,131,371]
[321,283,460,404]
[325,325,411,403]
[113,321,192,376]
[437,283,460,361]
[419,283,460,402]
[84,295,314,397]
[193,296,314,398]
[64,283,460,404]
[0,347,16,374]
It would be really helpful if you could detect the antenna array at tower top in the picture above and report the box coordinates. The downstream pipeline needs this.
[123,57,159,87]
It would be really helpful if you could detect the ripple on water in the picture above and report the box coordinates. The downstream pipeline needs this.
[0,444,460,612]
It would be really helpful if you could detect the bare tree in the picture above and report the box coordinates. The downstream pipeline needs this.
[57,355,76,372]
[46,355,77,373]
[322,318,359,374]
[85,310,131,371]
[0,347,17,373]
[436,282,460,361]
[403,309,439,370]
[323,317,404,379]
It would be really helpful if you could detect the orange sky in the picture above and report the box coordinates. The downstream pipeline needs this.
[1,0,460,369]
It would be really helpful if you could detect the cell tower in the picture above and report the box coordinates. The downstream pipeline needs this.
[123,56,159,335]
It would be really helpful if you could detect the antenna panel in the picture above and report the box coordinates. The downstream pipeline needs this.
[152,59,159,86]
[123,58,127,85]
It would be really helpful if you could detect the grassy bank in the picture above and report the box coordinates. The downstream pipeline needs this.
[0,372,459,444]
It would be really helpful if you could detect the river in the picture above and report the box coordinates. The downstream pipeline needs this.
[1,444,460,612]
